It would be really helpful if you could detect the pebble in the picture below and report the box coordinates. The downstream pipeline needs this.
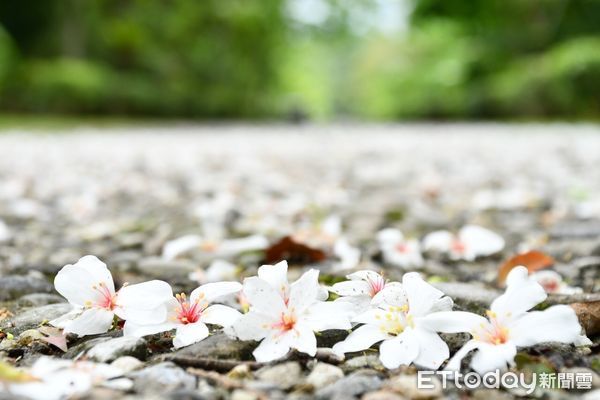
[168,332,256,361]
[343,355,385,372]
[16,293,66,307]
[256,361,303,390]
[88,336,148,362]
[306,362,344,389]
[111,356,144,373]
[385,374,442,399]
[316,371,382,400]
[130,362,196,394]
[0,275,53,301]
[0,303,72,335]
[361,390,406,400]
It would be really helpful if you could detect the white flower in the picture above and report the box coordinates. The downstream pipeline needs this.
[51,255,173,336]
[377,228,424,268]
[330,270,399,313]
[422,225,504,261]
[421,266,587,374]
[6,356,130,400]
[332,238,361,271]
[332,272,453,370]
[124,281,242,349]
[188,259,238,284]
[530,270,582,295]
[162,234,268,261]
[254,260,329,303]
[233,268,353,362]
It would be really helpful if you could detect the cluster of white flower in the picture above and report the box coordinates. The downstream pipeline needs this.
[50,255,589,375]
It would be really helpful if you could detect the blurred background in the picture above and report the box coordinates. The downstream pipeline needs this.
[0,0,599,122]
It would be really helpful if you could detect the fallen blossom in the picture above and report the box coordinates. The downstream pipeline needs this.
[124,281,242,348]
[162,234,268,261]
[51,255,173,336]
[233,268,353,362]
[530,270,582,294]
[332,238,361,271]
[332,272,453,370]
[330,270,399,313]
[188,259,239,284]
[377,228,424,268]
[423,225,504,261]
[421,266,588,374]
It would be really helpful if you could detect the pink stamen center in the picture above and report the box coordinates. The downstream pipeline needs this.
[395,243,409,253]
[480,311,510,345]
[366,275,386,297]
[451,240,466,254]
[175,293,206,324]
[540,279,559,293]
[92,282,117,310]
[272,311,296,332]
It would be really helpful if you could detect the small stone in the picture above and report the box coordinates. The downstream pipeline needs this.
[17,293,66,307]
[168,333,256,361]
[228,364,253,379]
[306,362,344,389]
[88,336,148,362]
[343,355,385,372]
[1,303,72,335]
[385,374,442,399]
[256,361,303,390]
[316,371,382,400]
[231,389,260,400]
[0,275,53,300]
[472,389,515,400]
[111,356,144,373]
[130,362,196,394]
[362,390,405,400]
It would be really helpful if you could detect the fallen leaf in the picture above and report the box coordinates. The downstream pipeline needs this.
[265,236,326,265]
[570,301,600,336]
[497,250,554,287]
[38,326,68,352]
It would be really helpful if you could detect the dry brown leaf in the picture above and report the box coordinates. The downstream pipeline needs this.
[497,250,554,287]
[38,326,68,352]
[570,301,600,336]
[265,236,326,265]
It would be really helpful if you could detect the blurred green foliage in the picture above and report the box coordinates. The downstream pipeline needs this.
[0,0,598,120]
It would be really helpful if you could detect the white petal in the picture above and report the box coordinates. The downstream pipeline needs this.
[510,305,583,347]
[411,328,449,370]
[242,277,286,315]
[374,282,407,307]
[54,257,113,307]
[403,272,445,317]
[332,324,390,356]
[257,260,289,295]
[353,308,384,325]
[491,266,546,316]
[470,342,516,374]
[429,296,454,313]
[317,286,329,301]
[117,280,173,312]
[63,308,114,336]
[116,303,169,325]
[289,323,317,357]
[201,304,242,328]
[49,307,82,329]
[303,301,353,331]
[162,235,203,260]
[252,334,292,362]
[422,230,453,252]
[377,228,403,245]
[191,281,242,303]
[173,322,209,348]
[124,321,177,337]
[420,311,487,333]
[460,225,504,257]
[233,311,276,341]
[379,331,419,369]
[330,280,371,297]
[444,339,480,371]
[217,235,269,257]
[346,270,382,282]
[288,269,320,313]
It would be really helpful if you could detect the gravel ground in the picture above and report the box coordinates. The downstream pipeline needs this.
[0,123,599,399]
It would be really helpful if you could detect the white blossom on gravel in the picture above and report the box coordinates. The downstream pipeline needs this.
[421,266,588,374]
[124,281,242,348]
[332,272,453,370]
[422,225,505,261]
[377,228,424,268]
[330,270,400,313]
[5,356,131,400]
[51,255,173,336]
[331,238,361,271]
[188,259,239,284]
[530,270,582,295]
[233,267,354,362]
[162,234,268,261]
